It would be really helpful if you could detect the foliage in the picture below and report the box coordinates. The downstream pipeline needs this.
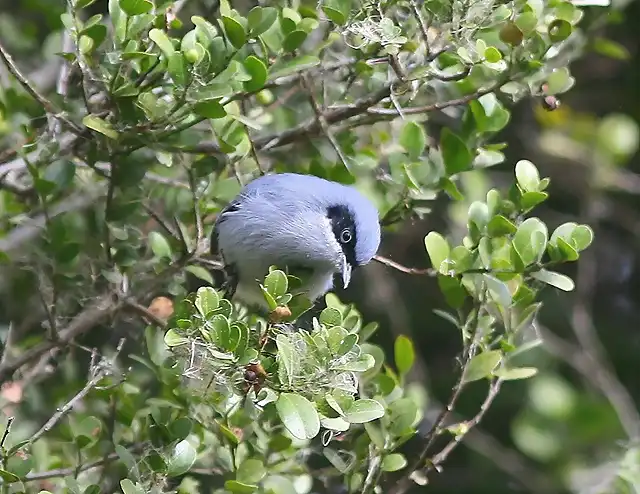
[0,0,629,492]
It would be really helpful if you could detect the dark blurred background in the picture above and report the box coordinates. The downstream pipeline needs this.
[1,0,639,493]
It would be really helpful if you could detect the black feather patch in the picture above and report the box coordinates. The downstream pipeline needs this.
[326,205,358,267]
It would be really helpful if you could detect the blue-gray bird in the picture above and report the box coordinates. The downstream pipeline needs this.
[211,173,381,310]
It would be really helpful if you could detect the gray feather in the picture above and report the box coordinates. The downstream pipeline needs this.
[212,173,381,308]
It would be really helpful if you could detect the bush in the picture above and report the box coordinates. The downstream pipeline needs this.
[0,0,609,493]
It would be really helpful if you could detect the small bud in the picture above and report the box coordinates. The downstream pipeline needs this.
[184,49,199,64]
[148,296,174,321]
[541,95,561,111]
[256,89,275,105]
[499,22,524,46]
[269,305,292,322]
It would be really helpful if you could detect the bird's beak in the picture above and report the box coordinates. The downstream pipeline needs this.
[341,256,352,289]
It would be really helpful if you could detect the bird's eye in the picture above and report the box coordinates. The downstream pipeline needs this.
[340,228,352,243]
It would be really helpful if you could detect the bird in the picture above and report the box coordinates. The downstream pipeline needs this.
[210,172,381,311]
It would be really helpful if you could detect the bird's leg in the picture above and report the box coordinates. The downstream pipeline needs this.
[221,261,239,300]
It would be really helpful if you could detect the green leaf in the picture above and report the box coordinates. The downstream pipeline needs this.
[148,231,172,259]
[269,55,320,78]
[283,30,308,52]
[0,470,19,483]
[320,307,343,327]
[439,176,464,200]
[79,35,94,54]
[237,459,266,485]
[167,52,188,87]
[484,46,502,62]
[400,121,427,160]
[388,398,419,435]
[334,353,375,372]
[515,160,540,192]
[82,115,118,139]
[275,393,320,440]
[169,417,193,440]
[193,100,227,119]
[149,28,176,57]
[531,269,575,291]
[119,0,152,16]
[185,265,214,285]
[116,445,138,470]
[483,274,512,307]
[323,6,347,25]
[120,480,144,494]
[167,440,197,477]
[248,7,278,37]
[520,191,548,211]
[513,218,548,266]
[323,448,355,473]
[424,231,450,273]
[382,453,408,472]
[441,128,473,175]
[195,286,220,316]
[243,55,268,92]
[276,334,297,386]
[394,335,415,375]
[593,37,630,60]
[210,315,231,348]
[344,399,385,424]
[572,225,594,251]
[265,269,288,299]
[463,350,502,383]
[222,16,246,49]
[224,481,258,494]
[548,19,572,42]
[493,367,538,380]
[546,68,574,94]
[487,215,517,237]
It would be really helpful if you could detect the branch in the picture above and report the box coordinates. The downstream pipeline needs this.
[0,40,83,135]
[300,73,350,168]
[27,338,125,446]
[0,293,120,385]
[391,302,483,494]
[19,445,145,483]
[253,84,392,150]
[364,78,508,116]
[430,378,503,467]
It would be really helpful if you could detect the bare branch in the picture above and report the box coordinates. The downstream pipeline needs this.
[0,40,83,135]
[27,338,125,446]
[0,293,120,384]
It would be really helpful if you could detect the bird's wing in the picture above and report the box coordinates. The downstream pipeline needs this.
[210,198,243,256]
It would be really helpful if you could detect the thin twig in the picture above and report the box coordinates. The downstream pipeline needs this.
[0,293,119,385]
[20,445,145,482]
[27,338,125,446]
[391,301,484,494]
[410,0,431,58]
[0,40,83,135]
[187,168,204,252]
[124,299,168,329]
[374,255,431,275]
[361,447,383,494]
[430,378,504,467]
[365,78,508,115]
[301,74,350,168]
